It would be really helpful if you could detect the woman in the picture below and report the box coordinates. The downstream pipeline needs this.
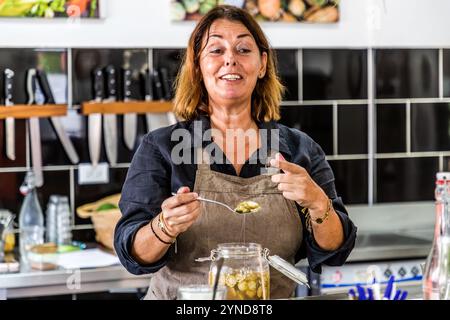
[115,5,356,300]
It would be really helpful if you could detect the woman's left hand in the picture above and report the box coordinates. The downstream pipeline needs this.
[270,153,328,213]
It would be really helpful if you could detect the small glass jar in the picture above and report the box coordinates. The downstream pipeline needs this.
[209,243,270,300]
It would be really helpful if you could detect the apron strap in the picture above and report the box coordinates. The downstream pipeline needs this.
[196,148,211,171]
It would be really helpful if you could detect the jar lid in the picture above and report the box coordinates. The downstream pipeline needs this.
[265,254,309,288]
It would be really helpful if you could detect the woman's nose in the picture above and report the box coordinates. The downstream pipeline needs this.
[225,53,237,66]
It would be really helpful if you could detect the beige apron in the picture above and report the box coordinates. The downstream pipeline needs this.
[144,149,303,300]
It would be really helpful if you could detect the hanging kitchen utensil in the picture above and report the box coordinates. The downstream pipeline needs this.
[89,67,103,166]
[122,67,137,150]
[103,65,118,166]
[26,68,44,187]
[159,67,177,125]
[36,69,79,165]
[142,68,155,132]
[3,68,15,161]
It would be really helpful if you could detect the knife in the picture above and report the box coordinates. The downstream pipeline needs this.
[89,67,103,166]
[158,68,177,125]
[103,65,118,166]
[122,67,137,150]
[142,69,155,132]
[36,69,79,164]
[26,68,43,187]
[3,69,15,161]
[144,69,177,132]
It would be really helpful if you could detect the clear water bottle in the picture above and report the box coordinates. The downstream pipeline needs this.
[45,195,59,243]
[56,196,72,245]
[18,171,44,263]
[423,172,450,300]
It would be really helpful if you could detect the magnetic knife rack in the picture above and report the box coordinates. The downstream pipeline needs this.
[0,104,67,119]
[81,101,173,115]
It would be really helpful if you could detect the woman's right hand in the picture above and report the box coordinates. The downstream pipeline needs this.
[160,186,201,236]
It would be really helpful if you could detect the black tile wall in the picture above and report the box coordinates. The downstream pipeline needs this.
[74,167,128,225]
[338,105,367,154]
[444,50,450,97]
[275,49,298,101]
[328,160,368,204]
[411,103,450,152]
[0,170,70,223]
[376,104,406,153]
[375,49,439,99]
[279,105,333,155]
[303,49,367,100]
[0,119,27,167]
[377,157,438,202]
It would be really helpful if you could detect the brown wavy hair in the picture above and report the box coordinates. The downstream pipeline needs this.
[173,5,285,122]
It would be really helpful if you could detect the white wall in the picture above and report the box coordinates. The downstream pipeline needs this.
[0,0,449,48]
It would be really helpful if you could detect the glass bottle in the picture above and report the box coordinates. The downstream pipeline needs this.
[45,195,59,243]
[56,196,72,245]
[18,171,44,264]
[209,243,270,300]
[423,172,450,300]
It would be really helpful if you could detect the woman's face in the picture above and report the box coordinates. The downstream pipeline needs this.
[199,19,267,107]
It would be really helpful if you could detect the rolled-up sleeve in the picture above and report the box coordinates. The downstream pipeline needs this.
[295,135,357,273]
[114,133,171,275]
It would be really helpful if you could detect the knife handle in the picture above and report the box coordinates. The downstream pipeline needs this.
[122,68,132,101]
[36,69,55,104]
[92,67,104,101]
[159,67,172,101]
[105,65,117,98]
[26,69,37,105]
[3,68,14,105]
[141,69,154,101]
[153,69,164,101]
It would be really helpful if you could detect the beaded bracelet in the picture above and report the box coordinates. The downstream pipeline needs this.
[150,218,175,245]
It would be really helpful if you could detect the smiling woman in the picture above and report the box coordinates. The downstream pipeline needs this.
[115,4,356,300]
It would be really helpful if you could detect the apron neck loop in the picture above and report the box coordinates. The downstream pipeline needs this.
[196,148,211,171]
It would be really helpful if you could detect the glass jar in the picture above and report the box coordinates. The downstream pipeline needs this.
[209,243,270,300]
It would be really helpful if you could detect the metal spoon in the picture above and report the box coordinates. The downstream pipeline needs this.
[170,192,257,214]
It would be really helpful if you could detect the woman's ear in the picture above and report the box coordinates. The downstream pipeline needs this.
[259,51,268,78]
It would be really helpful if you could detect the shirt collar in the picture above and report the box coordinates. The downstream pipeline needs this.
[188,114,292,160]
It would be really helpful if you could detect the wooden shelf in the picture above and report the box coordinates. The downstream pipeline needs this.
[0,104,67,119]
[81,101,173,115]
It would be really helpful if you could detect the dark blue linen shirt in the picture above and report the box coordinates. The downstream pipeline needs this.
[115,115,357,275]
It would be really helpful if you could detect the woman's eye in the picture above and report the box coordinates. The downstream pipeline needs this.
[237,48,251,54]
[210,48,222,54]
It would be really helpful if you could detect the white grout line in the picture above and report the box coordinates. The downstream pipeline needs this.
[439,154,444,172]
[439,48,444,99]
[326,154,370,161]
[281,98,450,105]
[0,163,131,173]
[291,99,369,106]
[25,120,30,169]
[70,166,75,227]
[67,48,73,109]
[333,101,338,156]
[71,224,94,230]
[368,48,375,205]
[11,224,94,234]
[375,97,450,104]
[375,151,450,159]
[406,100,411,154]
[298,49,303,102]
